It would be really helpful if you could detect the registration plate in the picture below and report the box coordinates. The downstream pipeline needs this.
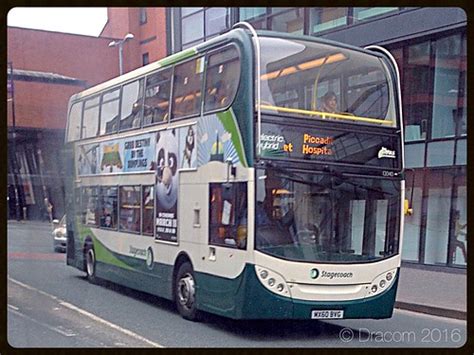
[311,310,344,319]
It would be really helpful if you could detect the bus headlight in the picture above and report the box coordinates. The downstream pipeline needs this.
[255,265,291,298]
[367,269,397,298]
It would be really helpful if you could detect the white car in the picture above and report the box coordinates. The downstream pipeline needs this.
[52,215,67,252]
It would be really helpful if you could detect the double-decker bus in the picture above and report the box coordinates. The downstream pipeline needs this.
[64,23,404,321]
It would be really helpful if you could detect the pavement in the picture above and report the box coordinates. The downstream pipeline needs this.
[395,264,467,320]
[8,219,467,320]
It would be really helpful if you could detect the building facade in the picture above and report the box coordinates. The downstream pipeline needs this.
[166,7,467,269]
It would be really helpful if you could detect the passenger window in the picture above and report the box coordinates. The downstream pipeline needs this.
[142,185,155,236]
[144,68,172,125]
[209,182,247,249]
[119,186,141,233]
[120,79,144,131]
[67,102,83,142]
[100,88,120,135]
[204,46,241,113]
[82,96,100,139]
[172,57,204,119]
[99,187,118,229]
[83,187,99,227]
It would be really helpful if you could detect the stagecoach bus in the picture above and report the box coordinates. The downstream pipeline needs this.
[64,22,404,321]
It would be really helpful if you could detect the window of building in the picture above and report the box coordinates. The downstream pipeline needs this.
[403,41,431,142]
[100,88,120,135]
[205,7,229,37]
[142,185,154,236]
[120,79,144,131]
[67,101,83,142]
[209,182,248,249]
[424,170,453,265]
[353,7,399,22]
[431,34,462,139]
[182,11,204,45]
[402,169,424,262]
[204,45,240,113]
[181,8,231,50]
[172,57,204,119]
[144,68,172,125]
[457,33,467,137]
[139,8,147,25]
[119,186,141,233]
[239,7,266,21]
[182,7,203,16]
[82,96,100,139]
[99,186,118,229]
[449,167,466,266]
[309,8,348,34]
[142,52,150,66]
[270,8,304,34]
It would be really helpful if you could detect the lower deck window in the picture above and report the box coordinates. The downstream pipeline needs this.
[209,182,247,249]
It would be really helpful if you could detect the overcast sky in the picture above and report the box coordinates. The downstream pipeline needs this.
[7,7,108,36]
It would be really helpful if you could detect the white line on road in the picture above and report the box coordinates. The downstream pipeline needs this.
[7,304,19,311]
[9,307,77,337]
[8,277,164,348]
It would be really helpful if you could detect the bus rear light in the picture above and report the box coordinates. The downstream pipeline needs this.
[371,285,378,293]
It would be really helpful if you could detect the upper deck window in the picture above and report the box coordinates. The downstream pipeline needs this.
[144,68,172,125]
[204,46,240,113]
[100,88,120,135]
[67,101,83,142]
[172,57,204,119]
[259,36,398,127]
[120,79,144,131]
[82,96,100,139]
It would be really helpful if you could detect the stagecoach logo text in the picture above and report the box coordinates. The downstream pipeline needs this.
[378,147,396,159]
[312,270,354,279]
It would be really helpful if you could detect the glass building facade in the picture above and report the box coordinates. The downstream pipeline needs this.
[169,7,467,269]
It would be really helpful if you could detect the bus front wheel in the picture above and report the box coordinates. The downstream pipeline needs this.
[175,262,199,321]
[85,245,98,284]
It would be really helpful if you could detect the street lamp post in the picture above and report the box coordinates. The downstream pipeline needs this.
[108,33,134,75]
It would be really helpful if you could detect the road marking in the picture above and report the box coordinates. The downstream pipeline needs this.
[7,304,19,311]
[8,307,77,337]
[8,277,164,348]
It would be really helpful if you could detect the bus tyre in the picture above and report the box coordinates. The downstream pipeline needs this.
[85,245,98,284]
[175,262,199,321]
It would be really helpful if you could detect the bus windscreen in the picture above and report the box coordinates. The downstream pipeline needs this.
[259,36,398,127]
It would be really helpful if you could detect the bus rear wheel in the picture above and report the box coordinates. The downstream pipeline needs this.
[85,245,98,284]
[175,262,199,321]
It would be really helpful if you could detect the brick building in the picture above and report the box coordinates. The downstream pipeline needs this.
[7,8,168,221]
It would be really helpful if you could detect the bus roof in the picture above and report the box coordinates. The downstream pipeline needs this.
[68,26,387,104]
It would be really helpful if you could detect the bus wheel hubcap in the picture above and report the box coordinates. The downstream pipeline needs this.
[87,249,95,276]
[178,273,195,310]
